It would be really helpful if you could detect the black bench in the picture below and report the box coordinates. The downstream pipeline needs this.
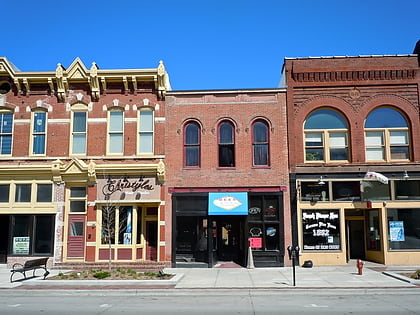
[10,257,50,282]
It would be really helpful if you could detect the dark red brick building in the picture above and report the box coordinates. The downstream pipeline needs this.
[165,89,291,267]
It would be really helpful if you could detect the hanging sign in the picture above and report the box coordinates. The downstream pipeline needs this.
[208,192,248,215]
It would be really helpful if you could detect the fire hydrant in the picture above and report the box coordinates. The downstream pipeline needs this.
[357,259,364,275]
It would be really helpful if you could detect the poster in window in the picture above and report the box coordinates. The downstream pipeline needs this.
[389,221,405,242]
[13,237,30,255]
[302,209,340,250]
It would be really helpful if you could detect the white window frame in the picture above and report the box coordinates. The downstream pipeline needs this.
[107,109,124,155]
[137,108,154,155]
[30,110,47,156]
[0,110,13,156]
[365,128,410,162]
[70,109,87,155]
[304,129,349,163]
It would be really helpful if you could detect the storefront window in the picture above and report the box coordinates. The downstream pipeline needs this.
[395,180,420,200]
[302,209,340,250]
[332,181,361,201]
[362,181,390,201]
[248,194,281,251]
[136,208,142,244]
[101,206,116,244]
[11,215,54,255]
[300,182,329,202]
[387,208,420,250]
[366,209,381,250]
[118,206,132,245]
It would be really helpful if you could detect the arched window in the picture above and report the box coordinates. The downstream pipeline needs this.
[304,109,349,162]
[252,120,269,166]
[218,121,235,167]
[365,107,410,161]
[184,122,200,167]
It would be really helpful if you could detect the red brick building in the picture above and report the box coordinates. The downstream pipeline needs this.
[0,57,171,268]
[165,89,291,267]
[283,54,420,265]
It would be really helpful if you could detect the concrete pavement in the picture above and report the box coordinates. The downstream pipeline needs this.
[0,261,419,290]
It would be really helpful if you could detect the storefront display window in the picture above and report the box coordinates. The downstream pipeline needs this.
[332,181,361,201]
[362,181,390,200]
[387,208,420,250]
[11,215,54,255]
[248,194,281,251]
[302,209,340,250]
[300,182,329,202]
[366,209,381,250]
[395,180,420,200]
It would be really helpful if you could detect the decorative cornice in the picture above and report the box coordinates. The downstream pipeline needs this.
[292,69,417,83]
[0,57,171,102]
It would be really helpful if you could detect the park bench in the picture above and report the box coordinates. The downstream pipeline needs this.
[10,257,50,282]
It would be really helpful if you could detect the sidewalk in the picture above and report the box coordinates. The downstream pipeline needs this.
[0,262,419,290]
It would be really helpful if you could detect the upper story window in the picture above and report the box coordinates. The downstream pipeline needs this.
[304,109,348,162]
[138,109,154,154]
[71,111,87,155]
[108,110,124,155]
[184,121,200,168]
[0,111,13,155]
[252,120,269,167]
[218,121,235,167]
[365,107,410,162]
[31,110,47,155]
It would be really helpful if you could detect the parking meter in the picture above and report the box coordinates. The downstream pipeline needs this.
[287,245,300,286]
[287,246,300,260]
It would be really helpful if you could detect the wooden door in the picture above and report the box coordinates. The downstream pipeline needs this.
[67,215,85,258]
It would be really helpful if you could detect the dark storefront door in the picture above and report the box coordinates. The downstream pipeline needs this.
[213,216,245,266]
[146,221,158,261]
[0,215,9,263]
[346,219,365,260]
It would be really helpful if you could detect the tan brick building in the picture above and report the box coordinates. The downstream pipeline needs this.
[283,54,420,265]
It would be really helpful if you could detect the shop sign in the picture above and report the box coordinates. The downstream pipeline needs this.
[302,210,340,250]
[249,237,262,248]
[208,192,248,215]
[389,221,405,241]
[13,236,30,255]
[97,175,160,201]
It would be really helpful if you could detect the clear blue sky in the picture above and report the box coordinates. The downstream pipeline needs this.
[2,0,419,90]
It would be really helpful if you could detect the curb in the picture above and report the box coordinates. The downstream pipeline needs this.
[19,273,184,287]
[382,271,420,285]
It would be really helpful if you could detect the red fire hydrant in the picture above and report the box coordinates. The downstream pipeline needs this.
[357,259,364,275]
